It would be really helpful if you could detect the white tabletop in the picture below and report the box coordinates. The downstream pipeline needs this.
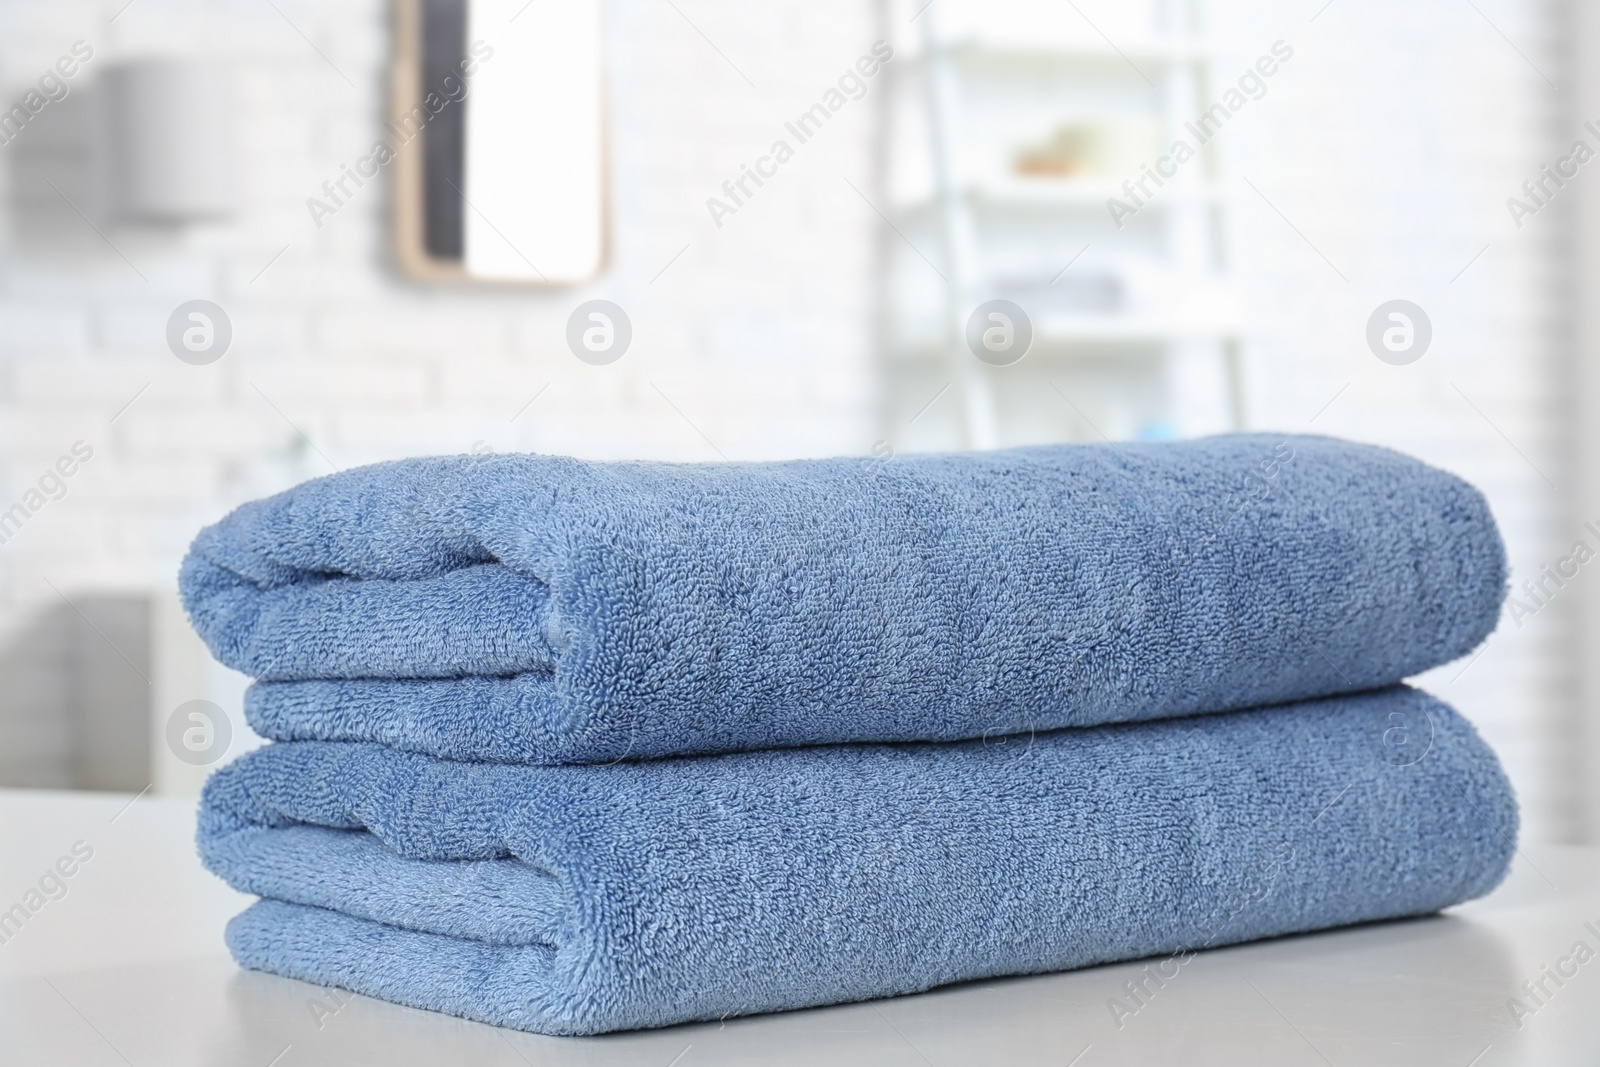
[1,787,1596,1066]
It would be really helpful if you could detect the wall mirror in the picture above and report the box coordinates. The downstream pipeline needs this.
[392,0,608,285]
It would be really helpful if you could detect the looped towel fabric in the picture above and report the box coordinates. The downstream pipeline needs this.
[196,687,1517,1036]
[180,434,1506,764]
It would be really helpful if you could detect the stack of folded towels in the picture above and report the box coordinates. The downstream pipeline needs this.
[181,433,1518,1036]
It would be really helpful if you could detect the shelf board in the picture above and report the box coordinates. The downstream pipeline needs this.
[1035,313,1240,342]
[984,179,1224,207]
[894,180,1227,214]
[910,37,1233,68]
[890,316,1241,359]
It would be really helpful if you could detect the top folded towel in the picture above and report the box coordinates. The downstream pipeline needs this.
[180,434,1505,763]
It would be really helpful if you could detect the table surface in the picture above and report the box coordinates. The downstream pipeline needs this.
[1,788,1597,1066]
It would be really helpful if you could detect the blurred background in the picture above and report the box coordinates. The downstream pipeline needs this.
[0,0,1585,845]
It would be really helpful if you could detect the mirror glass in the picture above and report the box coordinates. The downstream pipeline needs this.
[395,0,607,284]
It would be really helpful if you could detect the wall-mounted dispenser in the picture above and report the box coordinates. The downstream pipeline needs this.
[101,58,239,224]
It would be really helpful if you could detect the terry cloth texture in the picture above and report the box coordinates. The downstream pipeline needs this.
[180,434,1506,765]
[197,686,1517,1036]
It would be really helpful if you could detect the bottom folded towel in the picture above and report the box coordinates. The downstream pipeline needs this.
[197,685,1516,1035]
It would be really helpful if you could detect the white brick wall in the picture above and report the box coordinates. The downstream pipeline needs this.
[0,0,885,604]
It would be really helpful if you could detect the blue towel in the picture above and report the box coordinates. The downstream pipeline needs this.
[197,686,1516,1035]
[181,435,1505,765]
